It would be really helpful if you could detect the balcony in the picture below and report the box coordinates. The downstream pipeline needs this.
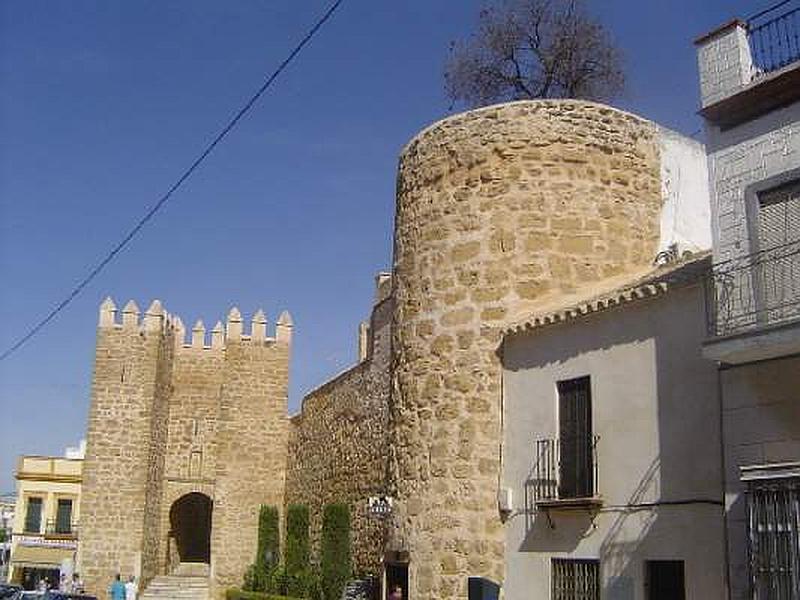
[748,1,800,76]
[527,436,601,513]
[704,240,800,363]
[696,1,800,128]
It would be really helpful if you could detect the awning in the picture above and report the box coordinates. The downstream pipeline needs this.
[11,545,75,568]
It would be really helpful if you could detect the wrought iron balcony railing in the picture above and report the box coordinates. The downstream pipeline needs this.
[748,1,800,75]
[529,436,600,508]
[706,240,800,338]
[45,519,78,537]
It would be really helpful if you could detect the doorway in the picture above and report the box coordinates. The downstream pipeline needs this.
[169,492,212,563]
[385,562,409,600]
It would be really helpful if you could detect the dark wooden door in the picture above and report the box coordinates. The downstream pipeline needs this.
[558,377,593,499]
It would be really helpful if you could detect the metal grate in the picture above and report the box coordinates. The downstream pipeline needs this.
[531,435,599,504]
[748,1,800,74]
[552,558,600,600]
[747,478,800,599]
[706,239,800,337]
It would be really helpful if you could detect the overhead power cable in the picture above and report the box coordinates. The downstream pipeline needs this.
[0,0,345,363]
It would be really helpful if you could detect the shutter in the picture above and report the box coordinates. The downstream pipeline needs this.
[758,181,800,249]
[558,377,592,499]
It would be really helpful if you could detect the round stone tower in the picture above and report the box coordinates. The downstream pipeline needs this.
[388,100,665,598]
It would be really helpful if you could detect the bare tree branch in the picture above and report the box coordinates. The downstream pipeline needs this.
[444,0,625,109]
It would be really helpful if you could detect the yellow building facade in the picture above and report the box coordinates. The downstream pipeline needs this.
[9,455,82,590]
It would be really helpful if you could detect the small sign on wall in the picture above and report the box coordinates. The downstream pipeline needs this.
[367,496,393,518]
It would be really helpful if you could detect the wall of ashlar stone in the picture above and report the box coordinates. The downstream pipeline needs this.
[79,299,174,598]
[285,281,392,576]
[80,301,292,600]
[388,100,669,599]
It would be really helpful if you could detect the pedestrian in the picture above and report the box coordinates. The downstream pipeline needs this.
[387,584,403,600]
[109,573,126,600]
[125,575,138,600]
[73,573,85,593]
[37,578,48,593]
[59,573,70,592]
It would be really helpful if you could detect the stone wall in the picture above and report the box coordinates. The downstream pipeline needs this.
[388,100,667,599]
[210,312,291,599]
[80,301,291,600]
[79,299,173,598]
[285,279,392,576]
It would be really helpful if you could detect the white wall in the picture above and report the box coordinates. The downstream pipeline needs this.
[705,102,800,262]
[657,128,712,255]
[501,285,725,600]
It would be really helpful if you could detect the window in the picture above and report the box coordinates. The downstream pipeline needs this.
[24,497,43,533]
[746,477,799,599]
[558,377,594,499]
[757,180,800,250]
[646,561,685,600]
[552,558,600,600]
[55,499,73,534]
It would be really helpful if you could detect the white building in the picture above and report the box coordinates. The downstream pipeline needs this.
[695,3,800,599]
[500,256,726,600]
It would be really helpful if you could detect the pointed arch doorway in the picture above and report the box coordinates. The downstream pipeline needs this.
[170,492,213,563]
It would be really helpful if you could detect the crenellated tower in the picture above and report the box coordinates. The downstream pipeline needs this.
[79,298,292,600]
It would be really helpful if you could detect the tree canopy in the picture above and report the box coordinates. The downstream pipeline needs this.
[444,0,625,109]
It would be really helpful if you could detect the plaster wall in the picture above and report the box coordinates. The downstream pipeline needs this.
[718,356,800,600]
[705,102,800,262]
[657,127,712,255]
[502,285,725,600]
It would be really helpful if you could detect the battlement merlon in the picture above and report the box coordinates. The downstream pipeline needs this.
[97,297,294,349]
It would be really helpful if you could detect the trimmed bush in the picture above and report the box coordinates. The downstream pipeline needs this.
[285,505,311,598]
[257,505,281,574]
[320,503,351,600]
[225,589,301,600]
[245,505,281,592]
[285,505,310,577]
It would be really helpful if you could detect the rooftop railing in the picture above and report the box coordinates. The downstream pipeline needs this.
[748,0,800,74]
[706,239,800,337]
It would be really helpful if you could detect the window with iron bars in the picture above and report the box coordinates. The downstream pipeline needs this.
[552,558,600,600]
[746,477,800,599]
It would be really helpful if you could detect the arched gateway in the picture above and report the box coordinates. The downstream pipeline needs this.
[170,492,213,564]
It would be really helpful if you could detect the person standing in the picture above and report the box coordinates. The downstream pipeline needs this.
[72,573,85,594]
[388,585,403,600]
[125,575,138,600]
[109,574,126,600]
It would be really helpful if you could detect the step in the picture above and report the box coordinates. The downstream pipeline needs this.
[140,573,209,600]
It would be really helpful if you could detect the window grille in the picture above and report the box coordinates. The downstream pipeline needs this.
[552,558,600,600]
[747,477,800,600]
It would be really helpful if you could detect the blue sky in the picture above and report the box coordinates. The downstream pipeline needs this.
[0,0,756,492]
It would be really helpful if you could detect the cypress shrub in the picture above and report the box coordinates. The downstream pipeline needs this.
[285,504,310,578]
[254,505,280,591]
[320,503,351,600]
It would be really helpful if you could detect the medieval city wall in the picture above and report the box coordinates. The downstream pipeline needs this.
[203,310,292,600]
[79,300,174,596]
[285,278,392,576]
[388,100,668,599]
[80,301,291,600]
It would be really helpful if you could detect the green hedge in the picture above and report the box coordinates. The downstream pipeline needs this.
[320,503,351,600]
[285,504,310,577]
[225,589,302,600]
[244,505,281,592]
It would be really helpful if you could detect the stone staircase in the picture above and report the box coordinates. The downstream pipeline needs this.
[140,563,209,600]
